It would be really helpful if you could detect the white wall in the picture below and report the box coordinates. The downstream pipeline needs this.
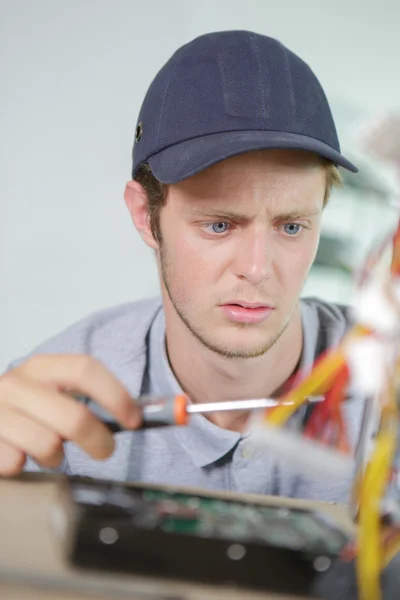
[1,0,399,372]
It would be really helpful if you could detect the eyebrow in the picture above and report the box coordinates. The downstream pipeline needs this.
[271,209,321,221]
[185,207,321,221]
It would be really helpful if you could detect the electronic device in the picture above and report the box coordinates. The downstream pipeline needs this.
[54,476,352,597]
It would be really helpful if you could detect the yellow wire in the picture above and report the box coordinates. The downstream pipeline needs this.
[357,432,394,600]
[357,398,397,600]
[266,325,368,427]
[265,348,344,425]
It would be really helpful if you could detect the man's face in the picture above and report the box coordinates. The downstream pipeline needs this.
[157,150,325,358]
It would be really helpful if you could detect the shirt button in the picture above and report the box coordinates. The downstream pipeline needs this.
[240,448,254,460]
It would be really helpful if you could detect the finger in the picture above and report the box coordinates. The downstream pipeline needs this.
[1,374,115,459]
[17,354,141,428]
[0,438,26,477]
[0,405,64,469]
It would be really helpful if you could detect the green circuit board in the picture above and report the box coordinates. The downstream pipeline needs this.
[70,479,349,557]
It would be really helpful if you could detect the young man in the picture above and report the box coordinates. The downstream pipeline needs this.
[0,31,363,503]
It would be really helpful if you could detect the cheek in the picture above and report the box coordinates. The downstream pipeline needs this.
[165,224,229,282]
[277,235,320,287]
[161,234,220,300]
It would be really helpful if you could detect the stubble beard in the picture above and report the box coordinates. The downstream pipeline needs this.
[159,243,295,359]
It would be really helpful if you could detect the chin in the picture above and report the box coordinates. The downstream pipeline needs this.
[204,330,277,359]
[226,320,276,340]
[211,343,273,359]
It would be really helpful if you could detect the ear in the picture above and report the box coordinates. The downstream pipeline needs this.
[124,180,158,250]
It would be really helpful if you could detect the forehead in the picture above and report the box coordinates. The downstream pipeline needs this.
[170,149,326,209]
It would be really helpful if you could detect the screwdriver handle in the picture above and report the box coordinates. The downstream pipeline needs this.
[139,395,189,428]
[72,393,189,433]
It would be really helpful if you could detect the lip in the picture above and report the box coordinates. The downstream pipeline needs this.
[219,302,275,324]
[223,300,274,309]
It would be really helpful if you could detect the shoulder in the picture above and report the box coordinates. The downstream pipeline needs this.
[7,297,163,369]
[300,297,354,353]
[301,296,353,329]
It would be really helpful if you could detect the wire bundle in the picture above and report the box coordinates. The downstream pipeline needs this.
[259,219,400,600]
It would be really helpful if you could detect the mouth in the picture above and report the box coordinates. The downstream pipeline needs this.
[224,301,274,309]
[219,301,275,324]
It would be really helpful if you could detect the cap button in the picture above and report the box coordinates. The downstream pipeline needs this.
[135,122,143,142]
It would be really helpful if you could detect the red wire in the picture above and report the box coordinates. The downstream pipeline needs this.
[304,364,350,452]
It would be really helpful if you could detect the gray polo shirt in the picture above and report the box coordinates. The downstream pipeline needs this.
[13,296,365,504]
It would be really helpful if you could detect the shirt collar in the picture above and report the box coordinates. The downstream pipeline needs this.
[147,309,240,466]
[147,301,314,467]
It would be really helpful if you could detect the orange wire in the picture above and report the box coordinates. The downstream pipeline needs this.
[390,219,400,276]
[266,325,369,427]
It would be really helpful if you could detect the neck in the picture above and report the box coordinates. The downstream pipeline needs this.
[164,304,303,432]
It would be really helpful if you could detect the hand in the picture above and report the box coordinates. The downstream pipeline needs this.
[0,354,141,476]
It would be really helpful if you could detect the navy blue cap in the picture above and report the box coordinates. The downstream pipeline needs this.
[132,30,358,183]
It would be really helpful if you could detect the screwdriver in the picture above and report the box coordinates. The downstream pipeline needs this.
[77,394,324,433]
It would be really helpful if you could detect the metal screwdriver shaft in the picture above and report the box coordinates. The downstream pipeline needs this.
[186,396,324,414]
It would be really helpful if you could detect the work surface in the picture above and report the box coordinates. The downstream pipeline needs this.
[0,473,354,600]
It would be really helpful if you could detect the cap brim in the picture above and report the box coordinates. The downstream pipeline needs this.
[148,130,358,184]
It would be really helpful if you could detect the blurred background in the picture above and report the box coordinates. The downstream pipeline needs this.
[1,0,399,372]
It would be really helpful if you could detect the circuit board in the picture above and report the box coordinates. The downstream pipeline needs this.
[58,477,351,595]
[69,479,346,555]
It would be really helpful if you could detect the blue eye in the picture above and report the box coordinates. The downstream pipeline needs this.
[283,223,302,236]
[205,222,230,234]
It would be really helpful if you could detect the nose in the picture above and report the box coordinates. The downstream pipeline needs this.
[233,226,273,286]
